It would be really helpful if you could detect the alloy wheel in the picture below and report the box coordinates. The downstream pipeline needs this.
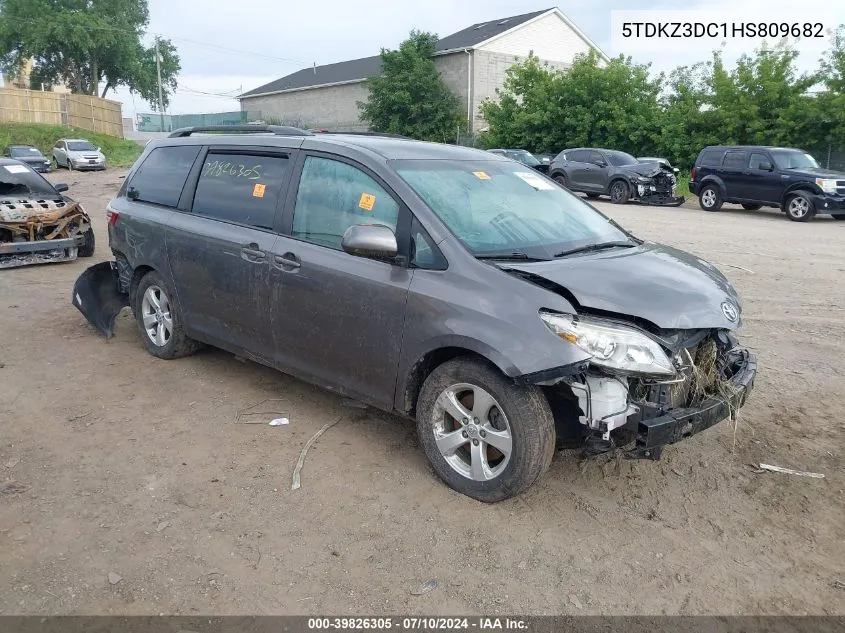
[140,285,173,347]
[701,189,716,208]
[788,196,810,219]
[431,383,513,481]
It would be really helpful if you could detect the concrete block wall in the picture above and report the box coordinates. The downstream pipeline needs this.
[471,50,570,132]
[239,81,370,131]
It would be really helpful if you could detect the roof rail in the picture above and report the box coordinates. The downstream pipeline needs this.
[312,130,411,140]
[168,125,314,138]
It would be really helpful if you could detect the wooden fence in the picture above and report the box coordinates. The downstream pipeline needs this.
[0,87,123,137]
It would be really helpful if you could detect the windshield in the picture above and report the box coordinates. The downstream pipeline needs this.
[9,147,43,158]
[0,164,60,197]
[393,159,633,259]
[607,151,638,167]
[510,150,541,167]
[770,150,819,170]
[67,141,97,152]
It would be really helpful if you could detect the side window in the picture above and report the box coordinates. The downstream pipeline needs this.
[568,150,587,162]
[192,152,289,229]
[128,145,200,207]
[54,141,62,149]
[721,151,748,169]
[588,150,605,165]
[699,150,723,167]
[748,153,770,170]
[292,156,400,250]
[411,217,447,270]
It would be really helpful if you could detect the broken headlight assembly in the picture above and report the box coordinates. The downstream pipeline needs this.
[539,311,675,377]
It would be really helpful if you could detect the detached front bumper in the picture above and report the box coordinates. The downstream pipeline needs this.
[629,347,757,459]
[639,192,686,207]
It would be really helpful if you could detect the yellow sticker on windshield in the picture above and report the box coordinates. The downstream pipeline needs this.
[252,183,266,198]
[358,192,376,211]
[473,171,491,180]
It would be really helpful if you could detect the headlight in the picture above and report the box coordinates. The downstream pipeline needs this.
[816,178,837,194]
[539,311,675,376]
[636,176,651,183]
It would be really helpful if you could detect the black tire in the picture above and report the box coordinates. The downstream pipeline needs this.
[585,192,600,199]
[553,173,568,188]
[53,157,60,170]
[741,203,761,210]
[67,159,73,171]
[784,191,815,222]
[698,184,723,211]
[133,270,199,360]
[78,228,95,257]
[609,180,630,204]
[416,357,556,503]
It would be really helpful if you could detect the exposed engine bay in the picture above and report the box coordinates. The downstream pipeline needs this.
[541,329,756,459]
[0,197,93,268]
[624,161,685,207]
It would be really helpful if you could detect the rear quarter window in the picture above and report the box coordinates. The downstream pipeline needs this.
[127,145,201,207]
[191,152,291,230]
[698,150,723,167]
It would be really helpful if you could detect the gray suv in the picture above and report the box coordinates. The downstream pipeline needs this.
[72,126,756,502]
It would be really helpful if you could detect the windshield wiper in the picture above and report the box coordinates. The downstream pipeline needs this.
[554,241,636,258]
[475,251,548,262]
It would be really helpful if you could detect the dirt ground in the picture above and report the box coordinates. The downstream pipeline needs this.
[1,168,843,616]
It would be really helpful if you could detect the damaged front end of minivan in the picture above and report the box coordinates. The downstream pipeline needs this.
[533,315,756,459]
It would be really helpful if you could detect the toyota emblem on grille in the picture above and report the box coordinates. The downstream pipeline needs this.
[721,301,738,322]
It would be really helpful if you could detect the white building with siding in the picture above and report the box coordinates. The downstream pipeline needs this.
[237,7,608,133]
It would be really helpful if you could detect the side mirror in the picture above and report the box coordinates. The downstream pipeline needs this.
[341,224,398,259]
[54,183,69,193]
[758,161,773,171]
[593,160,607,167]
[97,147,102,152]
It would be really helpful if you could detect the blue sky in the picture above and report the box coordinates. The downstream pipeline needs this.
[107,0,844,117]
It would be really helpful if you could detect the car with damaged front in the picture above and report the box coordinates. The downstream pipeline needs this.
[72,125,756,502]
[0,159,94,268]
[550,148,684,206]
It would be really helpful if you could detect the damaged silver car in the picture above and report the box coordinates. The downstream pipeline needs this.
[0,159,94,268]
[71,126,754,502]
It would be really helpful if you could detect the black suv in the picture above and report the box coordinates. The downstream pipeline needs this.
[689,146,845,222]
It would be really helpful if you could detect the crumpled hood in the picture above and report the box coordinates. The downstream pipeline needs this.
[620,162,672,178]
[501,242,743,330]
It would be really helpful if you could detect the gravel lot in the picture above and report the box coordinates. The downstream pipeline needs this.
[1,169,843,616]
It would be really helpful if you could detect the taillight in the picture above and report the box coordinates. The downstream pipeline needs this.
[690,166,697,181]
[106,207,119,226]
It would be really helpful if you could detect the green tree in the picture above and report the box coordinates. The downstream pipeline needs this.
[358,30,464,142]
[0,0,180,108]
[480,51,663,155]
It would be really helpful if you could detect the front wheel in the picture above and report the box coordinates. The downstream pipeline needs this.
[609,180,630,204]
[553,173,568,189]
[785,192,815,222]
[134,271,200,359]
[78,228,95,257]
[416,358,556,502]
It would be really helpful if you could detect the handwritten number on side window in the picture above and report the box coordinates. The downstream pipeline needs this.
[203,160,262,180]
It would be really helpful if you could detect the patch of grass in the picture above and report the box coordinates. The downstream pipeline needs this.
[675,174,691,197]
[0,122,142,168]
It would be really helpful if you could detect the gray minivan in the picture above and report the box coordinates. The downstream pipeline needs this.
[73,126,756,502]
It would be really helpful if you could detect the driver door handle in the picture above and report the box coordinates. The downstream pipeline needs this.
[273,252,301,272]
[240,242,266,264]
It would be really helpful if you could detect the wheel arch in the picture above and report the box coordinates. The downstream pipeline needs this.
[399,345,516,417]
[698,176,726,197]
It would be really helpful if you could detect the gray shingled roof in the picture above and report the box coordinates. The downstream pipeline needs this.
[240,8,552,98]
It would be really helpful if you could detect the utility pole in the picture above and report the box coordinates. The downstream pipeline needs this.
[155,35,166,132]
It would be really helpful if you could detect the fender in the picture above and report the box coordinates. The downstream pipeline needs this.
[698,175,727,197]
